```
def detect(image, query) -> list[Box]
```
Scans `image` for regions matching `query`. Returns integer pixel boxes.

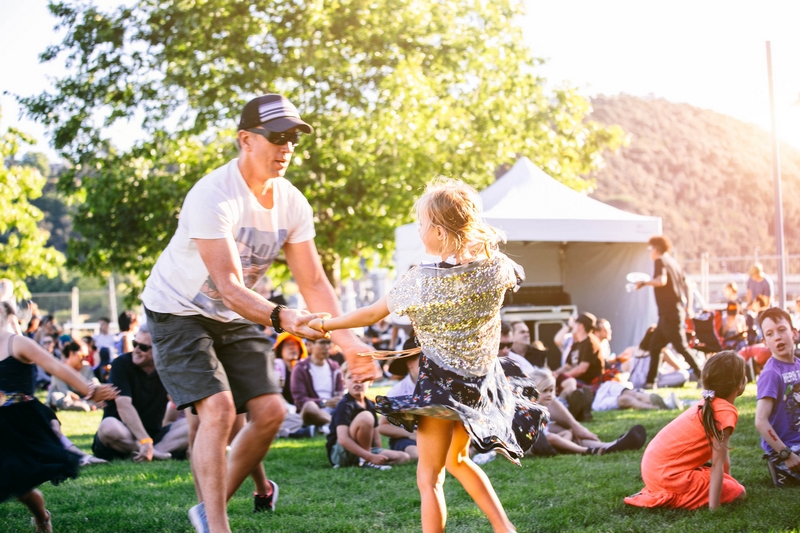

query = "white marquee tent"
[394,157,663,354]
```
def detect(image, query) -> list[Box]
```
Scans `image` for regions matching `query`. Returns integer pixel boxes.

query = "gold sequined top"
[387,252,523,377]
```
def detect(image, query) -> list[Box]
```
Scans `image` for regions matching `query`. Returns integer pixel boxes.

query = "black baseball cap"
[238,94,313,133]
[388,337,421,376]
[575,312,597,332]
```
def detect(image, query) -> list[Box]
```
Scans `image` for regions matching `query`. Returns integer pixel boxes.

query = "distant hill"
[587,94,800,272]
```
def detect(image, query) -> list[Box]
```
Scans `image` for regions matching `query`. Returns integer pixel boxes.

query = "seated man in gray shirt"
[47,340,99,412]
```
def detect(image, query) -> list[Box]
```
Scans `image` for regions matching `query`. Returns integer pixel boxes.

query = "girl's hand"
[308,317,323,332]
[93,384,120,402]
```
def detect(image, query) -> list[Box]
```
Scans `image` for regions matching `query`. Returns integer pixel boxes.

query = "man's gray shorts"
[145,308,280,413]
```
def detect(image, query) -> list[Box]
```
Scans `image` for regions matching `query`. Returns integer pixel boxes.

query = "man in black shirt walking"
[635,235,703,388]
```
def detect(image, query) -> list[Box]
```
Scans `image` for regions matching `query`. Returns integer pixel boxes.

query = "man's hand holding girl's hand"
[280,308,330,339]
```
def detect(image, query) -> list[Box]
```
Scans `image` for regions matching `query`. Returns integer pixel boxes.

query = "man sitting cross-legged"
[92,323,189,461]
[326,363,410,470]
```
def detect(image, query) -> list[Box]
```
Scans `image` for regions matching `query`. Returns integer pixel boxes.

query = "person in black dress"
[1,307,118,532]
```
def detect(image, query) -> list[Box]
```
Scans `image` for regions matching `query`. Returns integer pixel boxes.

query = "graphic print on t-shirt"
[786,382,800,432]
[192,227,288,315]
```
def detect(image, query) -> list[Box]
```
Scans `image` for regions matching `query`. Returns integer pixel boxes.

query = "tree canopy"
[23,0,623,293]
[0,112,65,297]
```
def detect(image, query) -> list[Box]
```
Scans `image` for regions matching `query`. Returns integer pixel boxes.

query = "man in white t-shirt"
[141,94,376,533]
[507,320,537,374]
[93,317,117,366]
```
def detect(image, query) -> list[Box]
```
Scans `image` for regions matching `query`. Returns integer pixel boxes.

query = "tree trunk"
[320,251,341,297]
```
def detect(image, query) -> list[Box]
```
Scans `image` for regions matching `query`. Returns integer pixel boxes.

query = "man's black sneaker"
[253,480,279,512]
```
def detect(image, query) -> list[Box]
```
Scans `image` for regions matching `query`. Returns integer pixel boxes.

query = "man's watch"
[778,447,793,461]
[270,305,287,334]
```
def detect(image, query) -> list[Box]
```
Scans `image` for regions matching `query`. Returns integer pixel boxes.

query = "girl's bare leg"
[416,416,453,533]
[548,432,589,454]
[18,489,49,530]
[445,423,515,533]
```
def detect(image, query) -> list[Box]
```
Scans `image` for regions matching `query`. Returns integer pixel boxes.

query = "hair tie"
[701,389,715,401]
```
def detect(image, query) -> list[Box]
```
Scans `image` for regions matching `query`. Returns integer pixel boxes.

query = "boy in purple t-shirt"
[754,307,800,486]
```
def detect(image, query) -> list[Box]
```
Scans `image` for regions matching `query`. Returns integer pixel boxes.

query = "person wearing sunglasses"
[91,323,188,463]
[140,94,378,533]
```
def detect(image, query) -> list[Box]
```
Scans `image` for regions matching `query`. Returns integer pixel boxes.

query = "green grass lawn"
[3,384,800,532]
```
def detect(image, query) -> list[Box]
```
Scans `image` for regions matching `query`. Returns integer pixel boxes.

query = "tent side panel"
[563,242,658,354]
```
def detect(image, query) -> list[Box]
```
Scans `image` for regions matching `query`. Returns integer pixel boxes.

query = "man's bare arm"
[194,237,324,339]
[284,239,380,380]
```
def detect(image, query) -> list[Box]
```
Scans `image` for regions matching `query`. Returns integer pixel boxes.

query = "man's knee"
[247,395,287,432]
[97,418,132,447]
[195,392,237,426]
[300,400,319,416]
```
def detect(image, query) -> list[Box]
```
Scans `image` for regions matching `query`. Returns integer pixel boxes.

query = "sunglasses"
[133,341,152,352]
[249,128,302,146]
[316,339,332,345]
[499,341,513,350]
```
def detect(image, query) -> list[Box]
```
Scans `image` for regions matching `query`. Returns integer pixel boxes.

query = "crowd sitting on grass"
[5,282,800,532]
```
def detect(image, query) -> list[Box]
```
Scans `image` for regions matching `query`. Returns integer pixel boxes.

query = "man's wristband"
[139,437,154,445]
[271,304,287,334]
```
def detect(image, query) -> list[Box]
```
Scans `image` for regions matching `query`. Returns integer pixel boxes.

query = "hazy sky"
[2,0,800,160]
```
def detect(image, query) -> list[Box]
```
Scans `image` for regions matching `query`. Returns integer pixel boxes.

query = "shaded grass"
[2,384,799,532]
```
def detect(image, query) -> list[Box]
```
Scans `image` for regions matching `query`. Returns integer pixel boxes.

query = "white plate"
[626,272,651,283]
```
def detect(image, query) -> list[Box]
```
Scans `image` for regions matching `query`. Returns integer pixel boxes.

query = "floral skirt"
[0,398,80,502]
[376,354,548,465]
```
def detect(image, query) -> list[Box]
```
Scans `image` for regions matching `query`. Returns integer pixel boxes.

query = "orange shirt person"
[625,351,747,510]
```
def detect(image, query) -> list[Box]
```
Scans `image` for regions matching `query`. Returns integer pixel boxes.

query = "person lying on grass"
[625,350,747,510]
[530,368,646,455]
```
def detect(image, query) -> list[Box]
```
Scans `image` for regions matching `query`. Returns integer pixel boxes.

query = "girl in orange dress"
[624,350,747,510]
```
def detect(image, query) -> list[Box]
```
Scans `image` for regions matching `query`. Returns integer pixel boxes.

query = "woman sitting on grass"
[529,368,645,455]
[625,350,747,510]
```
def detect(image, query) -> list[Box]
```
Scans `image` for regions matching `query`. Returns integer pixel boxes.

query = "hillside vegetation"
[588,94,800,270]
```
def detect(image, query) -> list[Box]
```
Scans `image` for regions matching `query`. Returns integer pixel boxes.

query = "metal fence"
[683,252,800,277]
[30,277,124,336]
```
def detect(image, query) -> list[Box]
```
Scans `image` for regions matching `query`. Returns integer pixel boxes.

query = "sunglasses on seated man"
[133,341,152,352]
[248,128,303,146]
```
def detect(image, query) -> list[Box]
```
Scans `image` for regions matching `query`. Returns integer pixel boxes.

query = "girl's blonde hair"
[529,367,555,388]
[699,350,746,445]
[415,177,505,258]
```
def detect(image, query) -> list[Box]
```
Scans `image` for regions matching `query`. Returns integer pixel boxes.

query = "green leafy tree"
[21,152,51,179]
[0,112,65,297]
[20,151,75,254]
[22,0,623,291]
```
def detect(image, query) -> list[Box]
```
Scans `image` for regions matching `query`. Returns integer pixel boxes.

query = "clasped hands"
[278,308,331,340]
